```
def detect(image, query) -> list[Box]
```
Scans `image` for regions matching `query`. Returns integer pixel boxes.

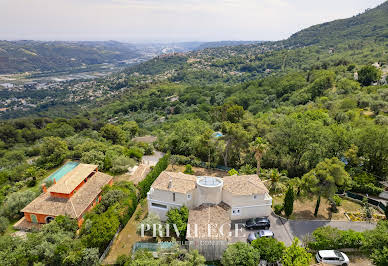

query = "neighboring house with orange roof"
[17,163,113,229]
[147,171,272,221]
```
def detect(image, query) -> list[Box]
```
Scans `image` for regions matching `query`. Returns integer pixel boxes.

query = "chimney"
[42,183,47,193]
[168,179,172,189]
[53,178,56,184]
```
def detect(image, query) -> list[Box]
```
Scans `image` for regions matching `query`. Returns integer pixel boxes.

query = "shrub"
[0,216,9,234]
[221,242,260,266]
[332,195,342,206]
[126,147,144,160]
[81,208,120,253]
[282,238,311,266]
[362,221,388,266]
[111,156,135,174]
[274,204,283,215]
[136,213,163,236]
[183,164,194,175]
[115,254,130,266]
[166,206,189,240]
[228,168,238,176]
[251,237,285,263]
[306,226,364,250]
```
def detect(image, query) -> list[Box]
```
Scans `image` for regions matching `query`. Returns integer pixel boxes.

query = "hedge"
[138,153,170,199]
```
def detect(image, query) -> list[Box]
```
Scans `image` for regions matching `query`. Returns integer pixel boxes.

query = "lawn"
[272,195,363,220]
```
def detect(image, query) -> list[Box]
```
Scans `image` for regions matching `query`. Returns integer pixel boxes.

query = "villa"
[147,171,272,260]
[15,163,113,230]
[147,171,272,221]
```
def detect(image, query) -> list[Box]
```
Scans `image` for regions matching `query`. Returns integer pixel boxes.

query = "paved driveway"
[231,213,376,246]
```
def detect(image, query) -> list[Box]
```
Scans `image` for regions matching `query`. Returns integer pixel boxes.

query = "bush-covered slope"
[285,1,388,47]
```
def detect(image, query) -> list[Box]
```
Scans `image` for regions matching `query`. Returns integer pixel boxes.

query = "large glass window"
[151,202,167,209]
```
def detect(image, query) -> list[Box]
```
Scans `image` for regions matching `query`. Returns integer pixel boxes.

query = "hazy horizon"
[1,0,386,43]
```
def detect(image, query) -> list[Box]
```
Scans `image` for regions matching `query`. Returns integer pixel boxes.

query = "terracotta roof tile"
[187,203,231,240]
[48,164,98,194]
[151,171,197,193]
[21,171,112,218]
[222,175,268,195]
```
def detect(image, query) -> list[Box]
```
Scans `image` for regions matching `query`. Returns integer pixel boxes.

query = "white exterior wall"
[147,188,196,221]
[222,190,272,220]
[195,183,222,207]
[148,180,272,221]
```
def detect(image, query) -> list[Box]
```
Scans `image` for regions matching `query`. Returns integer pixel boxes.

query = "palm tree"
[250,137,268,176]
[266,169,289,194]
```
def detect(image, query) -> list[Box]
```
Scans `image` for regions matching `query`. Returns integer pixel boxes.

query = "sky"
[0,0,386,42]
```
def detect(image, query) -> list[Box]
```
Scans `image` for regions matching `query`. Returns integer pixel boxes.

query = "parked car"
[245,217,270,230]
[247,230,274,243]
[316,250,349,266]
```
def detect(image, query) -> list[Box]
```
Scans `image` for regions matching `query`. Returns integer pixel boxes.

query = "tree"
[357,125,388,178]
[166,206,189,241]
[38,136,68,168]
[250,137,268,175]
[362,221,388,266]
[81,150,105,169]
[221,242,260,266]
[302,157,351,217]
[265,169,289,194]
[221,122,250,167]
[111,156,135,174]
[81,209,120,252]
[100,124,124,144]
[310,71,335,98]
[239,164,256,175]
[251,237,285,263]
[121,121,139,139]
[358,65,382,86]
[1,190,37,219]
[136,213,163,236]
[284,186,295,218]
[282,238,312,266]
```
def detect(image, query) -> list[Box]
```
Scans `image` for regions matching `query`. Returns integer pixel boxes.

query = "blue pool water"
[46,161,79,183]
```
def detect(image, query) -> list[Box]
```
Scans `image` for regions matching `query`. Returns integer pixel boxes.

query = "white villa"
[147,171,272,221]
[146,171,272,260]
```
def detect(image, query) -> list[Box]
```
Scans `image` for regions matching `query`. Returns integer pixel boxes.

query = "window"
[232,208,241,216]
[173,192,176,202]
[187,194,191,200]
[151,203,167,209]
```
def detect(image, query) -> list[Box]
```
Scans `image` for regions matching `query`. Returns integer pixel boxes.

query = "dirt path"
[127,164,151,185]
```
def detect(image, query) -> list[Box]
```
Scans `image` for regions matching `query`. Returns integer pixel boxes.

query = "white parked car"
[316,250,349,266]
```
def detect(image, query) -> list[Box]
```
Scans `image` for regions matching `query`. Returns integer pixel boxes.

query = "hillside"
[0,41,140,74]
[286,1,388,47]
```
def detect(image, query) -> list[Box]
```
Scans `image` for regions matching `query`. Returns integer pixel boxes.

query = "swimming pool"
[46,161,79,183]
